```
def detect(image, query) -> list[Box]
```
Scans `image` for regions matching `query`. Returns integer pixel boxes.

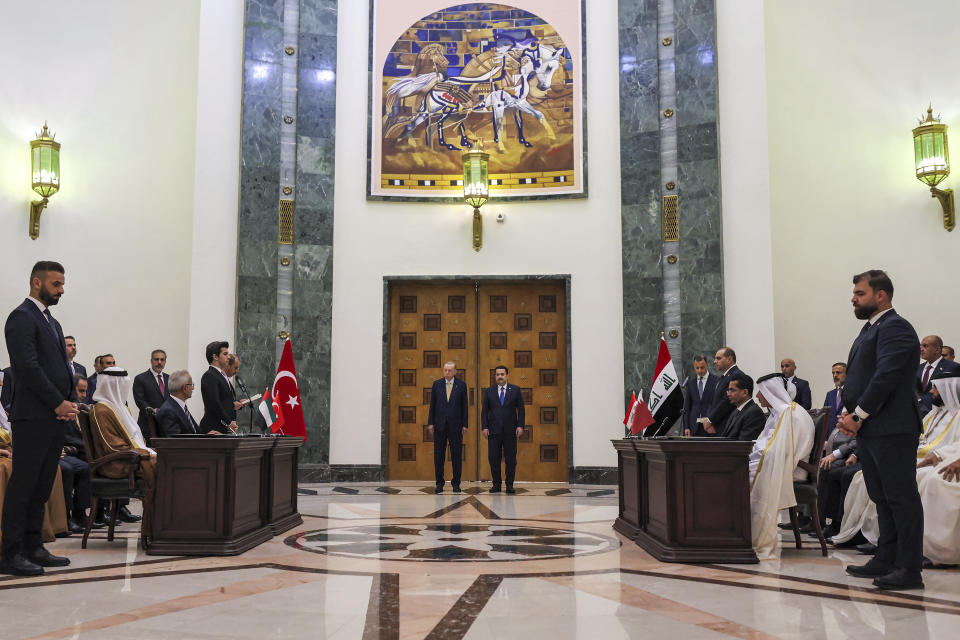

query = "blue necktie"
[698,377,704,399]
[499,386,505,405]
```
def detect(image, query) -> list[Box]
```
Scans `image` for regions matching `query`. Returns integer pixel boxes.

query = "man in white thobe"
[749,373,815,560]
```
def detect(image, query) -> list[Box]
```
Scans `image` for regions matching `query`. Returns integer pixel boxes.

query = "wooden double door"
[387,280,568,482]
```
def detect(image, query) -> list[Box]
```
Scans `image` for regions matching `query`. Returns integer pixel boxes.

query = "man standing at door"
[482,365,525,494]
[427,362,468,493]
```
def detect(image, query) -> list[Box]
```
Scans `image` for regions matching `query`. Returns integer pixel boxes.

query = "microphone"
[235,375,255,434]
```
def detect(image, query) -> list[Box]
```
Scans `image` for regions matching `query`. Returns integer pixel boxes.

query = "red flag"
[272,339,307,441]
[623,391,637,426]
[629,393,656,435]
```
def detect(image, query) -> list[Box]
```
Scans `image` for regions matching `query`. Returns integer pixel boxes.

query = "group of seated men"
[682,338,960,566]
[0,337,253,545]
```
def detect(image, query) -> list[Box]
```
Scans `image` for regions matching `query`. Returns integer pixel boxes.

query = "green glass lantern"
[462,147,489,251]
[29,123,61,239]
[912,106,954,231]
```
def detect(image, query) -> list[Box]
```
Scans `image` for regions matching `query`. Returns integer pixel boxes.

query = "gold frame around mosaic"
[381,170,576,190]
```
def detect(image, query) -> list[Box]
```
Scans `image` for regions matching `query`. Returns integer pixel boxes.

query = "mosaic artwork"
[369,2,584,199]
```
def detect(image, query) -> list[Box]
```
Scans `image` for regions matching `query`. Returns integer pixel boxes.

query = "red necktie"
[157,374,166,395]
[922,364,933,389]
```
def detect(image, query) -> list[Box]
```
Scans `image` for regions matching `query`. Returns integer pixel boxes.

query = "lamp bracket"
[29,198,48,240]
[931,187,955,232]
[472,206,483,251]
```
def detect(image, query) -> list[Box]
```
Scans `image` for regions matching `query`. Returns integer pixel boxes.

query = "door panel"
[388,283,478,481]
[478,281,567,481]
[388,280,567,482]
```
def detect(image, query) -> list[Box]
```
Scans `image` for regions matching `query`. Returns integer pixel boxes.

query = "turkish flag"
[272,339,307,441]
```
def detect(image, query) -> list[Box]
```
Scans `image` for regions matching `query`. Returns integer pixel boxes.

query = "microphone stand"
[235,375,254,435]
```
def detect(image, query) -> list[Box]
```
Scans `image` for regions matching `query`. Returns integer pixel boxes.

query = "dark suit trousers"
[1,419,65,557]
[818,462,861,525]
[433,427,463,487]
[487,431,517,487]
[859,434,923,572]
[59,455,92,516]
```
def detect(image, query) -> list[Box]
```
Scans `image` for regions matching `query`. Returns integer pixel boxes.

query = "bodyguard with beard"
[1,261,77,576]
[837,270,924,590]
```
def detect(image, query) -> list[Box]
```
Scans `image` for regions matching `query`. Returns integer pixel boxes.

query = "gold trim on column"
[279,199,295,244]
[662,195,679,242]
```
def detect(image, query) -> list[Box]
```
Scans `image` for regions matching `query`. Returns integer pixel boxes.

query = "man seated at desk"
[154,370,217,436]
[88,367,156,544]
[749,373,815,560]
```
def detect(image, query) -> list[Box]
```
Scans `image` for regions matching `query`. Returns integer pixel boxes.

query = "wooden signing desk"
[612,438,758,563]
[148,435,303,556]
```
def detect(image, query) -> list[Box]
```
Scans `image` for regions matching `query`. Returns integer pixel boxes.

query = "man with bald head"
[918,335,960,415]
[779,358,812,410]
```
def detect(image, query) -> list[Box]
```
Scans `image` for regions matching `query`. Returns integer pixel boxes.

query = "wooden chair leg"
[82,497,98,549]
[107,500,119,542]
[788,506,802,549]
[810,499,828,556]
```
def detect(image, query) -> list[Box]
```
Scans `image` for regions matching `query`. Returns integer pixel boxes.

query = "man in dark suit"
[917,335,960,415]
[943,345,955,361]
[1,366,13,414]
[84,354,114,404]
[702,347,743,435]
[823,362,846,439]
[155,370,204,436]
[199,341,237,434]
[682,355,719,436]
[132,349,170,438]
[780,358,812,410]
[427,361,469,493]
[839,270,924,590]
[63,336,86,380]
[817,428,859,539]
[1,261,77,576]
[719,373,766,440]
[481,365,525,494]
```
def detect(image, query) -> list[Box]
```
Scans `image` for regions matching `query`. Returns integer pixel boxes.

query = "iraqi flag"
[625,390,656,435]
[272,339,307,441]
[646,336,683,436]
[258,387,285,434]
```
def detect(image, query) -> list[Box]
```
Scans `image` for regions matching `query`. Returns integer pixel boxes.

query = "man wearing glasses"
[154,370,212,436]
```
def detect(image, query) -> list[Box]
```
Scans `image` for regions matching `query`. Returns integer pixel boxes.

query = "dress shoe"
[505,486,516,494]
[831,532,867,549]
[856,542,878,555]
[76,515,106,530]
[434,485,444,494]
[54,528,73,538]
[452,486,461,493]
[91,516,108,528]
[846,557,893,578]
[798,523,815,534]
[0,554,44,576]
[489,485,501,493]
[873,568,924,591]
[821,525,840,539]
[922,556,958,570]
[27,546,70,568]
[67,519,84,534]
[117,506,142,523]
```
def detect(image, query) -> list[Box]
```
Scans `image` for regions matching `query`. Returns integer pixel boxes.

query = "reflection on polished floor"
[0,482,958,639]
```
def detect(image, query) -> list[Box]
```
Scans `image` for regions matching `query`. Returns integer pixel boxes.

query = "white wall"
[764,0,960,402]
[716,0,777,379]
[329,1,625,466]
[0,2,201,379]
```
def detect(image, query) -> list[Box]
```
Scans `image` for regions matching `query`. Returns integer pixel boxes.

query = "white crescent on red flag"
[272,339,307,441]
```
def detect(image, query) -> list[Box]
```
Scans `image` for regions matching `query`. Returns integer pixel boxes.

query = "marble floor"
[0,482,958,639]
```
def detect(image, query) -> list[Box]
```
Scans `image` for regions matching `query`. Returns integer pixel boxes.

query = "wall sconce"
[912,106,954,231]
[29,123,61,240]
[462,146,489,251]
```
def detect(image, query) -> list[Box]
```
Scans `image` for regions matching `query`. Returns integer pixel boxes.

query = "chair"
[76,404,149,549]
[788,407,832,556]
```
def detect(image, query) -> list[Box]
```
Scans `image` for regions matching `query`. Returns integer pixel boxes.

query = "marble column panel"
[673,0,723,368]
[293,0,338,466]
[237,0,286,397]
[619,0,663,399]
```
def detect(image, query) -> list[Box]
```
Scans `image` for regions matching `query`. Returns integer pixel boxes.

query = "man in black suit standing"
[63,336,86,380]
[481,365,525,494]
[682,355,719,436]
[155,370,205,436]
[917,335,959,415]
[719,373,766,441]
[200,341,237,434]
[702,347,742,435]
[823,362,846,439]
[132,349,170,438]
[780,358,812,410]
[839,270,924,590]
[427,361,469,493]
[0,261,77,576]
